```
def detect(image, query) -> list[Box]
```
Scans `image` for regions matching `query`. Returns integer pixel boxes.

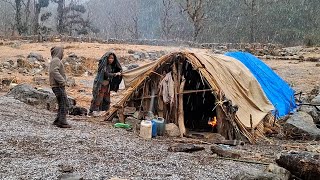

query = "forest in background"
[0,0,319,46]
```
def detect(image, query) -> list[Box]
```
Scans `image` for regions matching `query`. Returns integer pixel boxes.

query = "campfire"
[208,116,217,127]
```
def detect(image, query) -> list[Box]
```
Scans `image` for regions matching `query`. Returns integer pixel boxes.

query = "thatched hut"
[105,51,277,143]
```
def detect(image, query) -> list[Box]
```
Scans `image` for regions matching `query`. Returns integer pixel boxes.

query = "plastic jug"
[139,120,152,139]
[153,117,165,136]
[151,120,157,137]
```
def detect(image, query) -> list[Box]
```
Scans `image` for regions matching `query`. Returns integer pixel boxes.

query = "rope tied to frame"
[212,100,228,111]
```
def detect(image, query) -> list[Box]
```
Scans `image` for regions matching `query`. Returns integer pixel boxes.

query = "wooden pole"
[250,114,254,135]
[178,78,186,137]
[172,62,178,124]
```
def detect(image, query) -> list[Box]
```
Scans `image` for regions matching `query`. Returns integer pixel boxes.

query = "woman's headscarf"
[95,52,122,83]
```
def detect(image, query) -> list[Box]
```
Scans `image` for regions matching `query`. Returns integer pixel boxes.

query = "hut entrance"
[182,62,217,132]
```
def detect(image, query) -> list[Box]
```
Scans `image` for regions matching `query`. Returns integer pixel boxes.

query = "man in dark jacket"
[49,46,71,128]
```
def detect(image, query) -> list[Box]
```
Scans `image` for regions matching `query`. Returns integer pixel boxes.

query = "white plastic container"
[139,120,152,140]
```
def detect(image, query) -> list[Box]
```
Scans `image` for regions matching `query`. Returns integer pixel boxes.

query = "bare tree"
[243,0,257,43]
[126,0,139,39]
[0,0,22,35]
[33,0,50,34]
[52,0,65,34]
[161,0,175,39]
[23,0,31,34]
[0,1,15,36]
[179,0,208,41]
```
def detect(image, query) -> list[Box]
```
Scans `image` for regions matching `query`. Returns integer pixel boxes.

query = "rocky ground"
[0,96,267,180]
[0,41,320,180]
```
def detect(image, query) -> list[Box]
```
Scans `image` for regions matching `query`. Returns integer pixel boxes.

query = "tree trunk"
[33,4,41,35]
[57,0,65,34]
[15,0,23,35]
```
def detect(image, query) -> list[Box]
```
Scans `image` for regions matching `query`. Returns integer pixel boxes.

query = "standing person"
[49,46,71,128]
[88,52,122,117]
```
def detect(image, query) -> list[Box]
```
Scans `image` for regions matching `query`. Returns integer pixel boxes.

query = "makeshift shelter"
[105,51,275,143]
[225,52,296,117]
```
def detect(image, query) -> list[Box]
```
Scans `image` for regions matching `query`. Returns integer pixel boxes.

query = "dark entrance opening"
[182,62,217,132]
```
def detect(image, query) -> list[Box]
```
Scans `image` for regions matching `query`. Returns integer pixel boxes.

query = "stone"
[68,52,77,58]
[136,52,146,59]
[210,144,241,159]
[316,63,320,67]
[165,123,180,137]
[127,64,139,70]
[133,54,141,60]
[284,111,320,140]
[276,151,320,180]
[264,164,290,180]
[27,52,44,62]
[300,106,320,124]
[311,94,320,104]
[58,164,74,173]
[7,60,14,65]
[58,173,83,180]
[233,170,286,180]
[147,52,158,61]
[6,84,75,111]
[69,106,88,116]
[1,77,17,86]
[128,49,135,54]
[2,61,11,68]
[17,58,31,68]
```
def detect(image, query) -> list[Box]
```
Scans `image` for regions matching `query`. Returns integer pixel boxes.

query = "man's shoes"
[53,121,60,126]
[56,123,72,128]
[53,118,59,126]
[53,119,71,128]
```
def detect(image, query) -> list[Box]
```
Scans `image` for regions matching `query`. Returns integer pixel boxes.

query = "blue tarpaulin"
[225,52,296,117]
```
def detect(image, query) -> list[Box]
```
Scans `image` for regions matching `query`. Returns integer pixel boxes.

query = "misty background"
[0,0,319,46]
